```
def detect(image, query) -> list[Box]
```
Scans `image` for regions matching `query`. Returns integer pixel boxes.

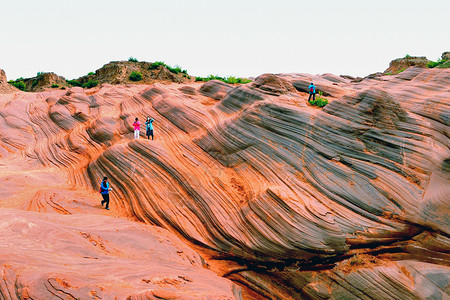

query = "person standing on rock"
[308,82,316,102]
[145,116,154,140]
[100,176,112,210]
[133,117,140,139]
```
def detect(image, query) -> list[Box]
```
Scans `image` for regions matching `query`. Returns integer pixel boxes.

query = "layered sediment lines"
[0,67,449,299]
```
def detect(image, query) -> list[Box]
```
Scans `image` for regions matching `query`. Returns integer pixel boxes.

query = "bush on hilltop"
[148,61,188,75]
[195,75,252,84]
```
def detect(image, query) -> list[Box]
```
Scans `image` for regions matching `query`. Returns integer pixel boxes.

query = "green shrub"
[148,61,165,70]
[195,75,251,84]
[427,61,439,68]
[385,72,393,75]
[396,68,406,74]
[87,72,95,76]
[32,80,38,87]
[236,77,252,84]
[148,61,188,75]
[309,91,328,107]
[427,58,449,68]
[128,57,138,62]
[226,76,238,84]
[82,79,98,89]
[37,72,44,77]
[129,71,143,81]
[405,54,411,58]
[51,84,59,88]
[67,80,82,87]
[438,60,450,68]
[11,80,26,91]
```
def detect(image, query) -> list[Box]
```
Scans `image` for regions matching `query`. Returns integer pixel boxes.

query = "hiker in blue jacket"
[308,82,316,102]
[100,176,112,210]
[145,116,154,140]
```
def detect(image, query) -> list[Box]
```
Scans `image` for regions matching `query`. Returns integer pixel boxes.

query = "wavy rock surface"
[0,209,240,299]
[0,67,449,299]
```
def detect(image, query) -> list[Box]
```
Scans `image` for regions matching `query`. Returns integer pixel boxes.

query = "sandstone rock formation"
[0,66,448,299]
[0,68,18,93]
[77,61,189,86]
[384,55,429,74]
[28,72,69,91]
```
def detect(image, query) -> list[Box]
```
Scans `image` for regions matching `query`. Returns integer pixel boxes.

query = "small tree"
[128,57,138,62]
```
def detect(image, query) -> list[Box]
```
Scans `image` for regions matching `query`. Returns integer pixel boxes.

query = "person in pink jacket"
[133,118,140,139]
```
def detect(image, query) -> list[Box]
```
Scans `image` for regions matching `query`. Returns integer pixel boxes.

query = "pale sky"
[1,0,449,81]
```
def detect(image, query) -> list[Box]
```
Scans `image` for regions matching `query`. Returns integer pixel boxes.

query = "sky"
[1,0,449,81]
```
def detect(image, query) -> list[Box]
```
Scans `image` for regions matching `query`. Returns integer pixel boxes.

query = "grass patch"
[395,68,406,74]
[51,84,59,88]
[129,71,143,81]
[309,91,328,107]
[148,61,188,75]
[67,80,82,87]
[195,75,252,84]
[128,57,138,62]
[82,79,98,89]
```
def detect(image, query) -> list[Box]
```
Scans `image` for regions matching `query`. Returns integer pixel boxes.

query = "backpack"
[99,182,108,193]
[309,86,314,93]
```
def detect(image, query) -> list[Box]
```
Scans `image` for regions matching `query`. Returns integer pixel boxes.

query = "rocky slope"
[77,60,190,86]
[384,56,430,74]
[0,65,449,299]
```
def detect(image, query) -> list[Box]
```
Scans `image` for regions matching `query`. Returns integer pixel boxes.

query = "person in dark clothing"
[308,82,316,102]
[100,176,112,210]
[145,116,154,140]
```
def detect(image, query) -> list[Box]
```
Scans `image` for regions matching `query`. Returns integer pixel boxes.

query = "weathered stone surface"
[199,79,233,100]
[251,73,297,95]
[29,72,68,91]
[0,69,18,93]
[0,66,448,299]
[385,55,429,74]
[0,209,241,299]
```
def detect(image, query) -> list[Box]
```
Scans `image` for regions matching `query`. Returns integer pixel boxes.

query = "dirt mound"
[28,72,68,91]
[384,55,429,74]
[77,61,189,86]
